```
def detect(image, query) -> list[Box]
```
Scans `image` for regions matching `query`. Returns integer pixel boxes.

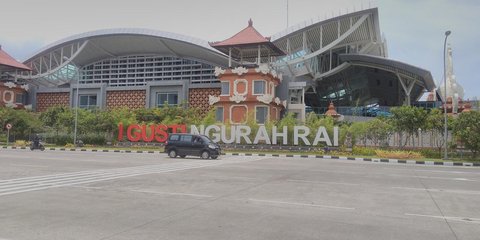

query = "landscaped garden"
[1,105,479,162]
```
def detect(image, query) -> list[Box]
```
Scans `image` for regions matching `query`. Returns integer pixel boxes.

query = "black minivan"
[164,134,221,159]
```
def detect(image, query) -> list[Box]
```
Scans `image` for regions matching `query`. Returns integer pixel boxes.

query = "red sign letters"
[118,123,187,142]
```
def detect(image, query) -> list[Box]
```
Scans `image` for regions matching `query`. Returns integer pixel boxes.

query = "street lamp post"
[64,57,80,147]
[443,30,451,159]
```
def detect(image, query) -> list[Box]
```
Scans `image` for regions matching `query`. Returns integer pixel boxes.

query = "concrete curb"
[1,146,163,154]
[2,146,478,167]
[223,152,480,167]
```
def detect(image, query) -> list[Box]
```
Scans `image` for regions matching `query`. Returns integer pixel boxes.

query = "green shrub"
[375,149,423,159]
[51,135,73,146]
[14,140,28,147]
[352,147,376,156]
[78,134,106,145]
[418,148,441,159]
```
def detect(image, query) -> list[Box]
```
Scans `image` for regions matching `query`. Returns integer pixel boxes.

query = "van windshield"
[200,135,212,143]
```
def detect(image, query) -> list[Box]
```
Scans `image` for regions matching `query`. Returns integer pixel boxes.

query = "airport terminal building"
[6,8,435,121]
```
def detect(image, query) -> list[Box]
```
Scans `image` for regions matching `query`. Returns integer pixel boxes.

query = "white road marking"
[199,174,260,181]
[416,176,476,181]
[70,185,214,198]
[405,213,480,224]
[70,186,103,190]
[391,186,480,195]
[130,189,213,198]
[248,198,355,210]
[0,157,268,197]
[414,169,480,175]
[10,164,49,168]
[382,173,478,182]
[287,179,360,186]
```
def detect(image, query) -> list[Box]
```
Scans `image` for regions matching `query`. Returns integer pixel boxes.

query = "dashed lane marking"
[247,198,355,210]
[405,213,480,224]
[392,186,480,195]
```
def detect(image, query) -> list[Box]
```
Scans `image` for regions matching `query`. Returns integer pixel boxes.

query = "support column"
[396,72,415,106]
[257,45,261,65]
[228,48,232,67]
[319,25,323,48]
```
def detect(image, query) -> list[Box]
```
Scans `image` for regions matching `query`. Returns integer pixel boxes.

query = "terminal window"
[220,82,230,96]
[157,92,178,107]
[253,80,266,95]
[215,107,224,122]
[79,95,97,109]
[256,106,268,124]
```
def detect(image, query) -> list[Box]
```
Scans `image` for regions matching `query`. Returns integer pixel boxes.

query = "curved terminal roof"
[20,28,229,83]
[271,8,383,57]
[340,54,435,91]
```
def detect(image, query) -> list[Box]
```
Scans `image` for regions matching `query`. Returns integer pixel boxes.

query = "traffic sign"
[6,123,12,130]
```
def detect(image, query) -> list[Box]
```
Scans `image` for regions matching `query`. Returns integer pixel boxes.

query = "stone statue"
[439,44,464,113]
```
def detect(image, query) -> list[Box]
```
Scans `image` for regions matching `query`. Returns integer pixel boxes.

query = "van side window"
[169,135,180,141]
[180,135,193,142]
[193,137,203,143]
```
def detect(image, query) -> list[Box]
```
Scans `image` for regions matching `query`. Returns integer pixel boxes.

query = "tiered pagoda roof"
[0,46,31,72]
[210,19,285,60]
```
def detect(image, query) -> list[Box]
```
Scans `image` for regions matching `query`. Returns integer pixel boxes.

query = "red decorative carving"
[188,88,220,116]
[36,92,69,112]
[106,90,146,109]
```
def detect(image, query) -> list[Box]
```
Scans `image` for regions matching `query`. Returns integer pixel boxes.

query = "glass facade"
[304,66,422,108]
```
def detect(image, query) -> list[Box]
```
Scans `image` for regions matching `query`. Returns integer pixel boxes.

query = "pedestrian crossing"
[0,156,265,197]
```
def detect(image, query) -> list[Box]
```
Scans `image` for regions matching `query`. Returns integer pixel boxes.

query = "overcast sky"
[1,0,478,98]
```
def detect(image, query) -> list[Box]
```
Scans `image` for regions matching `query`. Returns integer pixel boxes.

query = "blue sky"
[1,0,478,99]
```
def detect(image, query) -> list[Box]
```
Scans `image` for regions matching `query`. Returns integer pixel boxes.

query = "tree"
[424,108,449,153]
[40,106,69,135]
[0,107,43,140]
[348,121,368,147]
[389,106,428,147]
[366,117,393,147]
[453,111,480,158]
[305,113,337,145]
[277,112,297,145]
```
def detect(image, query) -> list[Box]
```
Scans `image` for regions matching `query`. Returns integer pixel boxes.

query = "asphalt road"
[0,149,479,240]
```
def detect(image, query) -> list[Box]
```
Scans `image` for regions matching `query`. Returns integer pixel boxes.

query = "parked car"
[164,134,221,159]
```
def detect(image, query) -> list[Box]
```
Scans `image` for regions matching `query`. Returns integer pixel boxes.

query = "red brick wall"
[36,92,70,112]
[189,88,220,116]
[106,90,146,110]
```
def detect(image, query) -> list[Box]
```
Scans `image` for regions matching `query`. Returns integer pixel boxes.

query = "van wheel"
[168,149,177,158]
[180,155,186,158]
[211,156,218,160]
[201,151,210,159]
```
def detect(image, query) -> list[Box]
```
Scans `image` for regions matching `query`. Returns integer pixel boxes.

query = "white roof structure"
[17,8,436,107]
[17,28,229,86]
[271,8,434,105]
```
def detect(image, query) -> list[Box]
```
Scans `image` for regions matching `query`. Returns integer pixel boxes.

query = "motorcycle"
[30,140,45,151]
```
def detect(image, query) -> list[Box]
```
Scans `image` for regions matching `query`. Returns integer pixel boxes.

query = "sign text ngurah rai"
[118,124,339,146]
